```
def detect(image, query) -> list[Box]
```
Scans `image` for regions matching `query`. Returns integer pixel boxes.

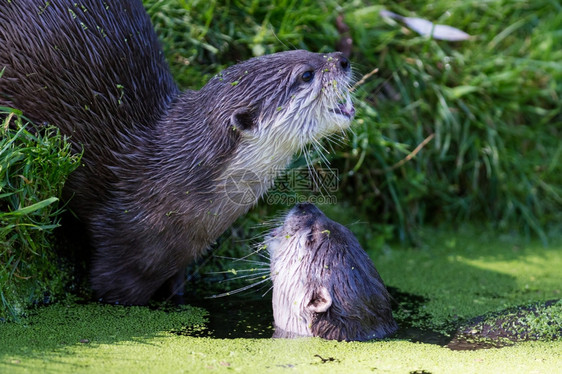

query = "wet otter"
[267,203,397,341]
[0,1,355,304]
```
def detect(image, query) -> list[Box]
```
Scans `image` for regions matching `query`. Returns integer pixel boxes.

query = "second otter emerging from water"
[0,1,354,304]
[268,203,397,341]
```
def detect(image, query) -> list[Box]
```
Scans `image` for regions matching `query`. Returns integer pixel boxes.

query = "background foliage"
[146,0,562,243]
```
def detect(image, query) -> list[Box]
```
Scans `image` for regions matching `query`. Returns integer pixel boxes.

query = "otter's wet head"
[205,51,355,165]
[267,203,398,341]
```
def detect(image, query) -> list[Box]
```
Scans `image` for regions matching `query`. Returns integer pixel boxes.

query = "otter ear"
[307,286,332,314]
[231,108,257,131]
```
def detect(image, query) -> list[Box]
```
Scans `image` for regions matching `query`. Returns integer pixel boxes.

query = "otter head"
[201,50,355,169]
[267,203,398,341]
[182,51,356,223]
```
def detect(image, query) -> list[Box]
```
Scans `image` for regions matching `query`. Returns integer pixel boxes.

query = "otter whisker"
[207,262,267,271]
[261,284,274,297]
[309,154,328,196]
[311,138,332,160]
[319,136,339,154]
[205,276,272,299]
[307,142,341,197]
[251,216,285,230]
[217,270,270,283]
[325,130,349,144]
[249,246,272,259]
[311,139,332,167]
[303,150,323,193]
[217,247,270,263]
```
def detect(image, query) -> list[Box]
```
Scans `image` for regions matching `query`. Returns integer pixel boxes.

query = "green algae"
[369,227,562,332]
[1,331,560,373]
[2,227,561,373]
[0,301,207,355]
[1,227,561,373]
[448,299,562,349]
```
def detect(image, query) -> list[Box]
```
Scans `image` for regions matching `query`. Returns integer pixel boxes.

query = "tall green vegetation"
[0,111,80,320]
[342,0,562,241]
[146,0,562,242]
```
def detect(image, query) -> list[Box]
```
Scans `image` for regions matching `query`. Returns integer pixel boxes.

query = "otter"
[267,203,397,341]
[0,1,355,304]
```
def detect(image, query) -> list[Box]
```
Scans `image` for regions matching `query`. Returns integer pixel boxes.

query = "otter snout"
[338,55,351,71]
[290,202,321,216]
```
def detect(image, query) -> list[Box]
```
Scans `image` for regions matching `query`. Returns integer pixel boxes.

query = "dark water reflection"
[174,288,455,347]
[175,296,275,339]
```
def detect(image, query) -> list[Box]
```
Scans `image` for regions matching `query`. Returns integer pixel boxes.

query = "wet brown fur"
[0,1,353,304]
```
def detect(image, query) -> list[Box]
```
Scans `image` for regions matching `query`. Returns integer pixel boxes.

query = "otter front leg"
[153,268,187,304]
[89,249,179,305]
[88,211,185,304]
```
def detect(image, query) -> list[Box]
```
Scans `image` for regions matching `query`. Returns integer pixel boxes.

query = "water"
[175,296,274,339]
[174,288,453,346]
[174,287,556,350]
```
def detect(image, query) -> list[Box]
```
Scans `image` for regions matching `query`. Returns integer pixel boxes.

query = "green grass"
[0,111,80,321]
[337,0,562,242]
[144,0,345,87]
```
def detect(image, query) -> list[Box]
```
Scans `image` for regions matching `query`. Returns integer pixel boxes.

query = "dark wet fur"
[0,1,351,304]
[271,203,398,341]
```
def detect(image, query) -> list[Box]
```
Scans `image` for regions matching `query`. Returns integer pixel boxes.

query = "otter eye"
[301,70,314,82]
[306,232,315,246]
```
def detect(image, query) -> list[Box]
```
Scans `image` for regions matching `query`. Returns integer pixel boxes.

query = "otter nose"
[296,202,313,211]
[295,202,322,216]
[339,56,350,71]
